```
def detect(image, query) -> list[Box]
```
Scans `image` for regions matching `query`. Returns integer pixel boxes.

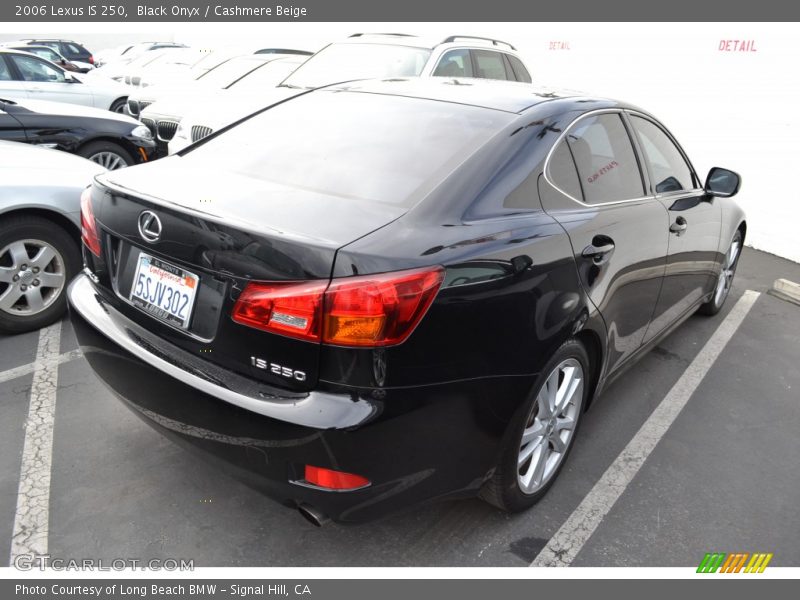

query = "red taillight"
[80,187,101,257]
[231,266,444,347]
[304,465,370,490]
[231,280,327,342]
[323,267,445,347]
[88,55,94,65]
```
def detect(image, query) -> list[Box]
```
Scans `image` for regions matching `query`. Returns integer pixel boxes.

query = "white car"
[119,48,219,88]
[86,47,187,84]
[93,41,187,68]
[0,141,105,333]
[169,33,532,153]
[127,53,305,118]
[0,49,131,112]
[138,55,306,152]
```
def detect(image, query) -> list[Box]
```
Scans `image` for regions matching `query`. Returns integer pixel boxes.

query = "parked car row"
[1,32,746,526]
[159,33,534,152]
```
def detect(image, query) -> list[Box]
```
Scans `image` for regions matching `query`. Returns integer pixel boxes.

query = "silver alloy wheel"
[0,239,66,316]
[89,151,128,170]
[517,358,584,495]
[714,238,740,306]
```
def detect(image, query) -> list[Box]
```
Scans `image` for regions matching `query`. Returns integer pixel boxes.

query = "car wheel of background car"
[698,229,743,316]
[109,98,127,113]
[0,216,80,334]
[480,338,590,512]
[78,141,133,170]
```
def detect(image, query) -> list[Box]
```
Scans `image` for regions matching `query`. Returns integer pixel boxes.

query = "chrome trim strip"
[68,273,377,429]
[289,479,372,493]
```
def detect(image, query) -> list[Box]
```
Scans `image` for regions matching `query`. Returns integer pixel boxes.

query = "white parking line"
[9,322,62,564]
[531,290,760,567]
[0,348,82,386]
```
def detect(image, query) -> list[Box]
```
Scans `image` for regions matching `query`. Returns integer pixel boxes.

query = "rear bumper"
[68,273,528,522]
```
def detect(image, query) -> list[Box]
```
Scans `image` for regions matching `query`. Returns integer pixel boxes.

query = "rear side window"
[186,91,514,207]
[433,49,473,77]
[64,43,84,56]
[548,139,583,200]
[472,50,511,81]
[563,113,644,204]
[507,55,532,83]
[630,115,696,193]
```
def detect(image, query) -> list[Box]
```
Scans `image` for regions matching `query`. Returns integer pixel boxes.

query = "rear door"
[628,113,722,343]
[539,110,669,374]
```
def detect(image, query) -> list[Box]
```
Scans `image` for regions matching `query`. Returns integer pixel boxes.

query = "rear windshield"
[184,90,513,206]
[281,43,432,89]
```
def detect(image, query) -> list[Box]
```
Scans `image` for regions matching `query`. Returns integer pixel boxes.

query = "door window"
[10,54,66,83]
[630,115,696,194]
[432,49,474,77]
[563,113,644,204]
[472,50,512,81]
[0,58,12,81]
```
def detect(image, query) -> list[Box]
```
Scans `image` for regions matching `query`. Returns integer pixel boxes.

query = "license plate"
[129,253,199,329]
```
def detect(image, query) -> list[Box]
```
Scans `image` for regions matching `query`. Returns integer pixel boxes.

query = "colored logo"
[697,552,773,573]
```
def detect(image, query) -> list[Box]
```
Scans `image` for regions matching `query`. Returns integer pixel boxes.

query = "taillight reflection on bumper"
[303,465,370,491]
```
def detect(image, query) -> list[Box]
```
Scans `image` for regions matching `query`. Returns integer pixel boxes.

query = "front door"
[7,53,94,108]
[627,113,722,343]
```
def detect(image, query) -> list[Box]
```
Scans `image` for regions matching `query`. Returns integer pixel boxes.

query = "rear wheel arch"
[573,328,603,410]
[0,207,79,241]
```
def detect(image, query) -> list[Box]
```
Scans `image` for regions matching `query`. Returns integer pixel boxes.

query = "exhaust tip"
[298,503,330,527]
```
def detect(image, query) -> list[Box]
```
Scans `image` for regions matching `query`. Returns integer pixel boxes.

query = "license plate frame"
[129,252,200,330]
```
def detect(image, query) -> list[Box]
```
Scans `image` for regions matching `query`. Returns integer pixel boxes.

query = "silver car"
[0,49,131,112]
[0,141,104,333]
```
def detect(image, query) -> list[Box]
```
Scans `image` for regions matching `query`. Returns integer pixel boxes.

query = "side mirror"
[704,167,741,198]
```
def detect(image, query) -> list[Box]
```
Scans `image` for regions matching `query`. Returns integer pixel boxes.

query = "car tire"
[109,97,127,113]
[698,229,743,316]
[77,140,134,170]
[480,338,590,512]
[0,216,80,334]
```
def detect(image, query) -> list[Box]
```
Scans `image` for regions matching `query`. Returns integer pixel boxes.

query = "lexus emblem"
[137,210,162,243]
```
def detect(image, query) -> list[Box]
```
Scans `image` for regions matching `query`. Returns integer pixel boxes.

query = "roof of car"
[339,33,520,52]
[22,38,81,43]
[0,48,50,56]
[322,77,617,115]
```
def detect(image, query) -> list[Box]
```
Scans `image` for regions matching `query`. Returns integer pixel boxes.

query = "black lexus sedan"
[68,78,745,524]
[0,97,156,169]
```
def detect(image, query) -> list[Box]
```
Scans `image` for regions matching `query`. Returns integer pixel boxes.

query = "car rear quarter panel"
[327,113,604,424]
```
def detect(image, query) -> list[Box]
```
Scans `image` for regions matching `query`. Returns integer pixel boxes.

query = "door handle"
[670,216,688,236]
[582,235,616,265]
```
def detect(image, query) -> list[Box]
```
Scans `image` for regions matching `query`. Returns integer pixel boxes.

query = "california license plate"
[129,253,199,329]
